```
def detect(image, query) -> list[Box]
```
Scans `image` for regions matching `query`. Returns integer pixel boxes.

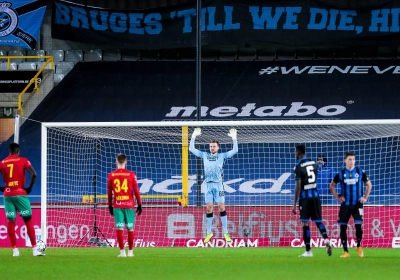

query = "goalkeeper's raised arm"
[225,128,238,158]
[189,127,203,158]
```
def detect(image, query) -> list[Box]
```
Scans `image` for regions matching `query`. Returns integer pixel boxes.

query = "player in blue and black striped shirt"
[330,151,372,258]
[292,144,332,257]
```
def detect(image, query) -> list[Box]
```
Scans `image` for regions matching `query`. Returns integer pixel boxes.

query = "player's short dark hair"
[116,153,127,164]
[296,144,306,155]
[210,140,219,146]
[9,143,20,154]
[317,155,327,163]
[344,151,356,159]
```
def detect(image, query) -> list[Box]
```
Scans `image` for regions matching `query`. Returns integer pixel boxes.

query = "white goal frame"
[40,119,400,243]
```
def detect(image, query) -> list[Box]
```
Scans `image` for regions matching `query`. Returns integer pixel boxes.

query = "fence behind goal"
[41,121,400,248]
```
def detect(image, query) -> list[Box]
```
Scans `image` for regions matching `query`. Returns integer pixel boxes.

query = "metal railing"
[0,55,54,116]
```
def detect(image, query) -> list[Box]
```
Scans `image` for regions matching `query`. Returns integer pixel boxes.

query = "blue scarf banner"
[52,0,400,48]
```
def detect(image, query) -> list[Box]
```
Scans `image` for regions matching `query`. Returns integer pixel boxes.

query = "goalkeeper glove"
[25,187,32,194]
[191,127,201,138]
[0,186,5,192]
[108,205,114,216]
[228,128,237,140]
[136,205,142,216]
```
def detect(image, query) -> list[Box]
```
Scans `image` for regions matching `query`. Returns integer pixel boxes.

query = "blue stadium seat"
[276,48,296,60]
[65,50,83,62]
[26,50,45,62]
[238,48,257,61]
[0,62,17,70]
[84,49,102,61]
[37,61,54,70]
[376,47,396,59]
[256,48,277,60]
[103,49,121,61]
[18,62,37,70]
[47,50,65,62]
[0,49,7,60]
[56,62,74,74]
[8,50,26,63]
[54,74,65,85]
[296,49,316,60]
[218,47,238,61]
[121,49,139,61]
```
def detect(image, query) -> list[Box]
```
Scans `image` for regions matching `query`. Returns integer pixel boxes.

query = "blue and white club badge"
[0,2,19,37]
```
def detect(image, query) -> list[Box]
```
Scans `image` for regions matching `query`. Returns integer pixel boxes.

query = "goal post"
[41,120,400,248]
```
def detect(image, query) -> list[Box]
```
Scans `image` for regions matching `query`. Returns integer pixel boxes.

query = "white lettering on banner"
[47,224,90,243]
[390,219,400,237]
[134,239,156,247]
[392,237,400,248]
[209,106,238,117]
[152,176,197,194]
[165,103,347,119]
[167,214,195,238]
[291,238,357,248]
[0,225,7,239]
[186,239,258,248]
[238,173,291,193]
[140,174,292,194]
[259,65,400,75]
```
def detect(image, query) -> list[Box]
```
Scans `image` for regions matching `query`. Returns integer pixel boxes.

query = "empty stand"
[54,74,65,85]
[18,62,37,70]
[37,61,54,70]
[26,50,46,62]
[65,50,83,62]
[256,48,277,60]
[8,50,26,63]
[238,48,257,61]
[218,47,238,61]
[84,49,102,61]
[103,49,121,61]
[0,49,8,58]
[47,50,65,62]
[121,49,140,61]
[0,63,17,70]
[56,62,74,75]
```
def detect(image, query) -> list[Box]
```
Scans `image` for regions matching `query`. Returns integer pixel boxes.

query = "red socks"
[25,219,37,247]
[116,230,124,250]
[128,231,134,250]
[7,222,17,248]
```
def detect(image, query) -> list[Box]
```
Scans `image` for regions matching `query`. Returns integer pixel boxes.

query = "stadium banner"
[52,0,400,48]
[0,70,42,92]
[0,0,48,49]
[0,206,398,248]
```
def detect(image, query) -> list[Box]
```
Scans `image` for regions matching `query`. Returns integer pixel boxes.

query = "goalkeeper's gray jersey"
[189,138,238,183]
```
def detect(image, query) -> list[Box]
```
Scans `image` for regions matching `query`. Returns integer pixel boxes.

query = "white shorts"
[205,182,225,204]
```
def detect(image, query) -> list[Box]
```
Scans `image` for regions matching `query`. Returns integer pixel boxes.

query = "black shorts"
[338,202,364,224]
[299,197,322,222]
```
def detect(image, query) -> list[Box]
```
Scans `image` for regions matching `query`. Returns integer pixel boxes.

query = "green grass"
[1,247,399,280]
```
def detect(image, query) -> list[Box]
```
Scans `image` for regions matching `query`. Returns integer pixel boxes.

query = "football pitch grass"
[0,247,398,280]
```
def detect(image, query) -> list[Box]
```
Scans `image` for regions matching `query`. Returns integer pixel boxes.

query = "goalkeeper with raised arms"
[190,127,238,243]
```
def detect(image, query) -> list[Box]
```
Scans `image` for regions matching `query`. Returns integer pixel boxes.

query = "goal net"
[41,120,400,248]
